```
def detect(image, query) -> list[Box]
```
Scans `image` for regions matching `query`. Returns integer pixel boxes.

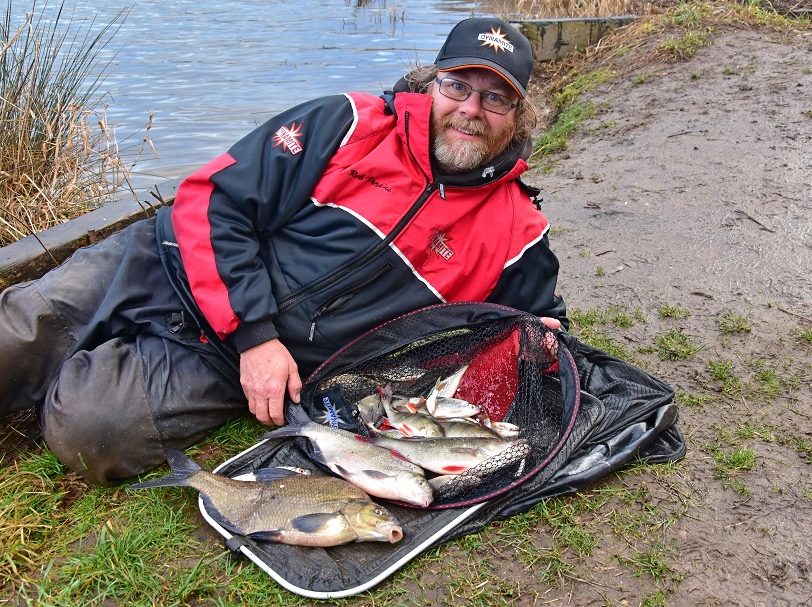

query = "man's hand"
[539,317,562,331]
[539,317,561,363]
[239,339,302,426]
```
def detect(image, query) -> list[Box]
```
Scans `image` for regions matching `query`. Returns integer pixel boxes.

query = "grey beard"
[432,135,490,174]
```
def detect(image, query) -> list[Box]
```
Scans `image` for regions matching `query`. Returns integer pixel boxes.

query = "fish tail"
[128,449,201,490]
[259,405,309,440]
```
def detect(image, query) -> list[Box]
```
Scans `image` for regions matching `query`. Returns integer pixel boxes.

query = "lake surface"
[55,0,503,190]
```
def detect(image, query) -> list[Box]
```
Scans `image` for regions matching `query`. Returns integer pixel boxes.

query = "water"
[52,0,496,190]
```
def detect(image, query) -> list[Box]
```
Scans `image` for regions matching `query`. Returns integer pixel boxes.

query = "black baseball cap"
[435,17,534,98]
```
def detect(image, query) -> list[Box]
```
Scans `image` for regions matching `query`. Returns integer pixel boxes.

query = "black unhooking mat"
[202,303,686,599]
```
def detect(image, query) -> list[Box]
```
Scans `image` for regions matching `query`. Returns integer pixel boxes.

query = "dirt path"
[525,25,812,606]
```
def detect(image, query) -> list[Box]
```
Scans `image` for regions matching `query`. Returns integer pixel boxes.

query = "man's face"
[429,68,519,174]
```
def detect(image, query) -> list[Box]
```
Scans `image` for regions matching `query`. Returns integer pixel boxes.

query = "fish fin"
[127,449,199,490]
[251,467,300,482]
[290,512,343,534]
[440,465,469,474]
[199,494,246,536]
[361,469,394,480]
[303,440,330,467]
[426,380,439,415]
[449,446,484,455]
[387,449,413,463]
[246,529,285,542]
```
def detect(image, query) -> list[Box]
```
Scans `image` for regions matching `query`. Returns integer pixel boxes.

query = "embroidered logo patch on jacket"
[430,230,455,261]
[273,121,304,155]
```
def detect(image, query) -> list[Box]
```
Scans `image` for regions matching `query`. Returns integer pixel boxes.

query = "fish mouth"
[388,526,404,543]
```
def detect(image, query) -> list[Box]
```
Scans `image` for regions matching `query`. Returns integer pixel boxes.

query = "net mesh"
[299,304,579,509]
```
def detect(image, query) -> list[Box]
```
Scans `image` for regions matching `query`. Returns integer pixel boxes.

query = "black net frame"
[294,302,581,509]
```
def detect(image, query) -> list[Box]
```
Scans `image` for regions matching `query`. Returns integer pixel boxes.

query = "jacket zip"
[308,263,392,341]
[278,110,436,314]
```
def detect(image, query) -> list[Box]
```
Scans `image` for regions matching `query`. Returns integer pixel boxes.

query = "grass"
[530,68,614,163]
[1,409,691,604]
[660,30,711,60]
[710,442,755,495]
[659,304,691,319]
[676,390,713,409]
[2,417,271,605]
[718,310,752,334]
[568,305,642,360]
[0,1,152,246]
[707,359,744,397]
[653,329,700,360]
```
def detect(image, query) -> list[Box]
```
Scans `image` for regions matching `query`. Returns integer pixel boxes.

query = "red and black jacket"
[155,90,567,376]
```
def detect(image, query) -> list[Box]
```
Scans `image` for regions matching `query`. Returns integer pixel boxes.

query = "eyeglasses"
[434,77,518,115]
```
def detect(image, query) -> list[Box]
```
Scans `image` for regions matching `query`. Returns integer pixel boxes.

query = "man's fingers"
[287,372,303,404]
[248,396,273,426]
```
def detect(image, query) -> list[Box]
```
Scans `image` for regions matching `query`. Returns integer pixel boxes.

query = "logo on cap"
[477,27,514,53]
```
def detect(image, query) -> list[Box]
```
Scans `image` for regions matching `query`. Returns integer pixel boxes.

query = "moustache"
[440,115,488,137]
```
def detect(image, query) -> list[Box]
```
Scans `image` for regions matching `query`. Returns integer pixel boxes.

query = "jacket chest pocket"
[308,263,393,342]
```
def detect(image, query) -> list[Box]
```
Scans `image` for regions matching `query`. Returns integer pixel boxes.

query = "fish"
[479,417,521,439]
[427,472,484,493]
[436,365,469,398]
[128,450,403,547]
[380,385,443,438]
[354,393,385,426]
[367,435,532,476]
[405,393,480,420]
[428,397,481,419]
[435,418,500,438]
[262,406,434,507]
[422,365,469,412]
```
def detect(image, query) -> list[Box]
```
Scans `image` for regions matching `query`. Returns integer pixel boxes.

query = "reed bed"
[489,0,681,18]
[0,2,147,247]
[490,0,805,18]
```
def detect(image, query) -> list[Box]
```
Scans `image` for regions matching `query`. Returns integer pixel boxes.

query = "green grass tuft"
[718,310,752,334]
[660,30,710,60]
[659,304,691,319]
[653,329,700,360]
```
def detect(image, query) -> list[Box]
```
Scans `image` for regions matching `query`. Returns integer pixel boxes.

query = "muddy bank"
[526,25,811,606]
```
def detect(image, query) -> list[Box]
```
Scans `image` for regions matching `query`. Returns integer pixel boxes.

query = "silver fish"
[405,394,480,420]
[381,385,443,438]
[436,364,469,397]
[355,393,385,426]
[129,450,403,547]
[436,418,500,438]
[262,407,434,507]
[368,435,531,476]
[480,417,521,439]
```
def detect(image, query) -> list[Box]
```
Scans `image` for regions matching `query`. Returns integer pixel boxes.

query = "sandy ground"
[525,24,812,607]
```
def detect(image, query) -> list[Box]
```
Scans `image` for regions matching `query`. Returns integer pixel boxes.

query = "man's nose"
[457,91,485,118]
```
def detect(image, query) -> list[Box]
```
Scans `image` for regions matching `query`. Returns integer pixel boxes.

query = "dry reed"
[0,2,151,247]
